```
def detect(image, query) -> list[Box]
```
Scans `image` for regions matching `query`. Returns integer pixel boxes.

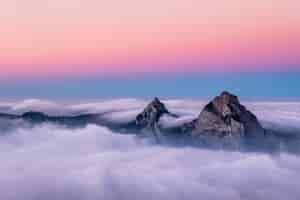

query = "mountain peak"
[189,91,264,138]
[215,91,240,108]
[153,97,160,102]
[136,97,170,129]
[149,97,169,113]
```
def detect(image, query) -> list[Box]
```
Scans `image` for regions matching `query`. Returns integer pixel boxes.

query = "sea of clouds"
[0,98,300,200]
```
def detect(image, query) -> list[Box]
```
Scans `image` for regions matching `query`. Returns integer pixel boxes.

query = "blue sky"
[0,71,299,100]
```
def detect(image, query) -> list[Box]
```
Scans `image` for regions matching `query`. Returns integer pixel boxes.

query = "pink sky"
[0,0,300,77]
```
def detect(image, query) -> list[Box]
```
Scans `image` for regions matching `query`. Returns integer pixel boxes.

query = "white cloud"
[0,99,300,200]
[10,99,63,115]
[0,124,299,200]
[247,102,300,131]
[67,98,146,115]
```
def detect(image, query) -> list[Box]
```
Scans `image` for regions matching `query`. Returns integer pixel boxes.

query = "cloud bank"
[0,125,299,200]
[0,99,300,200]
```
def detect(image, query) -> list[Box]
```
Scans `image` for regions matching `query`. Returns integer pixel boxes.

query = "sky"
[0,0,299,98]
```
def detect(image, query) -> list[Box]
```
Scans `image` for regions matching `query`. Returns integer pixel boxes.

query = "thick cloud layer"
[0,125,300,200]
[0,99,300,200]
[0,98,146,115]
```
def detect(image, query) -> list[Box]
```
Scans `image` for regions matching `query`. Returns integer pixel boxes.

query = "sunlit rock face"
[183,92,265,143]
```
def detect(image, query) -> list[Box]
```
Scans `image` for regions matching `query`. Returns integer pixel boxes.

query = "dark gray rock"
[135,97,178,142]
[185,91,265,140]
[136,97,172,129]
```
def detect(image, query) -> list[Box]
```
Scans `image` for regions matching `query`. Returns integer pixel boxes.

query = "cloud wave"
[0,124,299,200]
[0,99,300,200]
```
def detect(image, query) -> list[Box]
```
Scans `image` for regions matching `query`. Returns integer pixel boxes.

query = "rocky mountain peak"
[219,91,239,104]
[136,97,170,128]
[150,97,169,113]
[153,96,160,102]
[209,91,240,117]
[189,91,264,138]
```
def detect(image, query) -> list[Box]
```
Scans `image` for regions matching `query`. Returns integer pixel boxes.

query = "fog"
[0,99,300,200]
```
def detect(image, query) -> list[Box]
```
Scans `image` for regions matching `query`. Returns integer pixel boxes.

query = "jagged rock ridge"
[135,97,180,143]
[136,97,176,130]
[184,91,265,139]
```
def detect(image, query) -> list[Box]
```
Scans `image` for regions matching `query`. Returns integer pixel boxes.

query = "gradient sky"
[0,0,300,98]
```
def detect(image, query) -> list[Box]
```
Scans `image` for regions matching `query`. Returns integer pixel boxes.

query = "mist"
[0,99,300,200]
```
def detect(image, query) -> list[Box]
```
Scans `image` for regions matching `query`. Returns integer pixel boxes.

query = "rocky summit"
[136,97,172,130]
[185,91,265,139]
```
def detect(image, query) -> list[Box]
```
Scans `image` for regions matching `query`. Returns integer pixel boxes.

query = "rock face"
[135,97,179,142]
[136,97,172,130]
[187,91,264,139]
